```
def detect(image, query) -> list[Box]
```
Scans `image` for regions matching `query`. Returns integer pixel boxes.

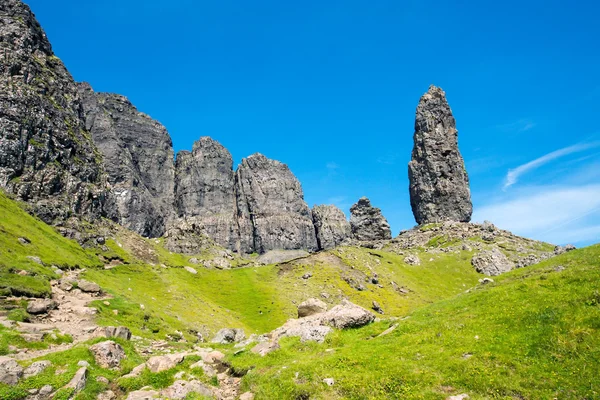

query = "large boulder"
[408,85,472,225]
[312,205,352,250]
[78,83,175,237]
[96,326,132,341]
[471,248,513,276]
[173,137,241,251]
[297,298,327,318]
[0,0,112,224]
[211,328,245,344]
[235,153,318,253]
[146,353,186,373]
[350,197,392,241]
[322,300,376,329]
[89,341,126,368]
[77,280,101,293]
[0,356,23,385]
[26,299,57,314]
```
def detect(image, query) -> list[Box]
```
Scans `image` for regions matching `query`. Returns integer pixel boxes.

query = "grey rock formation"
[236,153,318,253]
[0,0,111,224]
[211,328,245,344]
[471,248,513,276]
[349,197,392,241]
[89,341,126,368]
[0,356,23,385]
[312,205,351,250]
[408,85,472,225]
[78,83,175,237]
[26,299,57,314]
[174,137,240,250]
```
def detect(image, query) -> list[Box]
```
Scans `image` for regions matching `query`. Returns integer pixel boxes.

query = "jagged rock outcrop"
[408,85,472,225]
[236,153,318,253]
[312,205,351,250]
[350,197,392,241]
[0,0,111,224]
[173,137,240,250]
[78,83,174,237]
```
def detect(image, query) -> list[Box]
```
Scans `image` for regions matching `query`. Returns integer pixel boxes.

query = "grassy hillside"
[228,245,600,399]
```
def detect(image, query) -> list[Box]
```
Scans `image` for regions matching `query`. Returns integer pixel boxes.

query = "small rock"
[239,392,255,400]
[211,328,245,344]
[554,265,565,272]
[371,301,384,314]
[478,278,494,284]
[183,266,197,274]
[161,380,212,399]
[96,376,109,384]
[323,378,335,386]
[112,310,119,315]
[146,353,186,373]
[78,280,101,293]
[18,237,31,245]
[66,367,87,393]
[301,273,312,279]
[39,385,53,396]
[89,341,126,368]
[26,256,43,265]
[22,333,45,342]
[17,270,28,276]
[251,341,280,357]
[297,298,327,318]
[78,360,90,367]
[97,390,117,400]
[0,356,23,385]
[404,254,421,266]
[447,394,469,400]
[23,360,51,378]
[59,280,73,291]
[471,248,513,276]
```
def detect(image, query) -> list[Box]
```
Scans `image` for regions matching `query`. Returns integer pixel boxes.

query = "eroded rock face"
[350,197,392,241]
[236,153,318,253]
[0,0,111,224]
[408,85,472,225]
[312,205,351,250]
[174,137,240,250]
[78,83,175,237]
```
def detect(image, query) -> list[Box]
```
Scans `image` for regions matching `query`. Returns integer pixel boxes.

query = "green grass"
[227,245,600,399]
[0,191,102,297]
[0,325,72,356]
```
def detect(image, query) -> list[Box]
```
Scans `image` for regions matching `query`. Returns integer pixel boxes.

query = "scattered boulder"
[26,299,57,314]
[23,360,51,378]
[97,326,132,340]
[98,390,117,400]
[65,367,87,393]
[211,328,245,344]
[183,266,197,274]
[471,248,513,276]
[323,300,376,329]
[408,85,472,225]
[39,385,53,396]
[78,280,101,293]
[0,356,24,385]
[146,353,186,373]
[312,204,352,250]
[240,392,255,400]
[126,390,160,400]
[372,301,384,314]
[350,197,392,241]
[404,254,421,266]
[251,341,281,357]
[554,244,576,255]
[89,341,126,368]
[298,298,327,318]
[161,380,213,399]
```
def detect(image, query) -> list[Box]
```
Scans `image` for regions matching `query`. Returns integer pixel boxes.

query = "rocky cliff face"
[78,84,174,237]
[408,85,472,225]
[312,205,351,250]
[174,137,240,250]
[0,0,111,224]
[350,197,392,241]
[236,154,318,253]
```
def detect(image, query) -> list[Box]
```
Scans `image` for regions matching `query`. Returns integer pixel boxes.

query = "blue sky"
[27,0,600,246]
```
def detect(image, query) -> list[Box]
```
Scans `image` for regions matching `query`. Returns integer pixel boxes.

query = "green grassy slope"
[228,245,600,399]
[0,192,102,297]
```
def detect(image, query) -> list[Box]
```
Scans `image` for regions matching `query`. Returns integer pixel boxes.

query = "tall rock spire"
[408,85,472,225]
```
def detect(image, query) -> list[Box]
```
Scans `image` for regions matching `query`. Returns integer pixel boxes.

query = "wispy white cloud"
[495,119,536,133]
[473,184,600,245]
[503,141,600,190]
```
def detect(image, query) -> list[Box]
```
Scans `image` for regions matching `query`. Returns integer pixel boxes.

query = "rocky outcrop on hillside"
[174,137,240,250]
[0,0,111,224]
[350,197,392,241]
[78,83,174,237]
[236,154,318,253]
[312,205,351,250]
[408,85,472,225]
